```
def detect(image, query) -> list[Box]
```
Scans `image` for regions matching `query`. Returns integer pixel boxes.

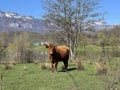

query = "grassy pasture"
[0,44,120,90]
[0,62,100,90]
[0,59,119,90]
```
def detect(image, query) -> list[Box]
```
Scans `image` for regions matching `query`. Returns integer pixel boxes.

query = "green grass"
[0,62,101,90]
[0,58,119,90]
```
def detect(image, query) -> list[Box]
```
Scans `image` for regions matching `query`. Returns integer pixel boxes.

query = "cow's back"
[56,46,69,58]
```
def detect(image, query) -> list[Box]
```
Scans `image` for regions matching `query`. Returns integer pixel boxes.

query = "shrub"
[0,72,2,80]
[23,65,28,70]
[0,72,2,90]
[2,62,13,70]
[41,63,51,70]
[76,60,85,70]
[12,60,16,65]
[95,62,108,75]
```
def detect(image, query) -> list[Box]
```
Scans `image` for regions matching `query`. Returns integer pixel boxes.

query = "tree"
[14,32,30,63]
[43,0,102,60]
[109,33,120,57]
[97,31,108,55]
[79,34,90,56]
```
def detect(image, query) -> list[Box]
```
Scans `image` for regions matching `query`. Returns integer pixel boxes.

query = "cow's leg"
[63,60,68,71]
[51,63,54,73]
[55,61,58,72]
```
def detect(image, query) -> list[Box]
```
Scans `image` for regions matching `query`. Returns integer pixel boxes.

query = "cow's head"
[45,44,56,55]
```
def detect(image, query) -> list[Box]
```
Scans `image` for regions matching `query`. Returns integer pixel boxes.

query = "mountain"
[0,10,119,33]
[94,24,116,30]
[0,10,48,33]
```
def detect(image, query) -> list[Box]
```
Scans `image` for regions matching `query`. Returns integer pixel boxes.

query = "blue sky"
[0,0,120,25]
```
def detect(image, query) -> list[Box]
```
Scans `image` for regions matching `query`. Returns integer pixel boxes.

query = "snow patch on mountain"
[0,10,119,33]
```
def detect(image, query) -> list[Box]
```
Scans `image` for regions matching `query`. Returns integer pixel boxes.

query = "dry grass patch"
[95,60,108,75]
[76,60,85,70]
[2,62,14,70]
[0,72,2,80]
[40,63,51,70]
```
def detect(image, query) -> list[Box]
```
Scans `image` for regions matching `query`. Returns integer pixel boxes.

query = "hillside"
[0,10,48,33]
[0,10,119,34]
[0,31,50,43]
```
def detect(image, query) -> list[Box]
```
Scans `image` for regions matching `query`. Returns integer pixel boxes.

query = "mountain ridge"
[0,10,119,33]
[0,10,49,33]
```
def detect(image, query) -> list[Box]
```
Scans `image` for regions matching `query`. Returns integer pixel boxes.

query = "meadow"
[0,57,120,90]
[0,44,120,90]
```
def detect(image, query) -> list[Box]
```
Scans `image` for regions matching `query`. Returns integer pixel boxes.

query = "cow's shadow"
[58,67,76,72]
[67,67,77,71]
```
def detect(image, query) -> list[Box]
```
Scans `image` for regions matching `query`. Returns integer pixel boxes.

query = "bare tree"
[43,0,103,60]
[13,32,29,63]
[97,31,108,55]
[109,33,120,57]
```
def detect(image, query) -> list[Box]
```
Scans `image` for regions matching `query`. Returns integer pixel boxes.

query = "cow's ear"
[45,44,49,48]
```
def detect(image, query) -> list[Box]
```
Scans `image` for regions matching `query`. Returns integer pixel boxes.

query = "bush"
[0,72,2,80]
[95,62,108,75]
[41,63,51,70]
[2,62,13,70]
[76,60,85,70]
[0,72,2,90]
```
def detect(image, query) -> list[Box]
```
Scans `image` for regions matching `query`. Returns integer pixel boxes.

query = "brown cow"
[45,44,70,72]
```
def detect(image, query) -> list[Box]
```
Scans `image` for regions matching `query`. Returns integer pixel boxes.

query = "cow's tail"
[67,48,70,55]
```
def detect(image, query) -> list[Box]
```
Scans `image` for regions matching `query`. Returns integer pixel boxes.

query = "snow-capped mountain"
[0,10,49,33]
[0,10,118,33]
[89,21,117,31]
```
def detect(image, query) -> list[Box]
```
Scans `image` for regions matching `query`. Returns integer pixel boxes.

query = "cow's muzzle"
[50,51,53,54]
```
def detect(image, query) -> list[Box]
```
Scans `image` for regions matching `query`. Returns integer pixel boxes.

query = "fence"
[0,46,120,64]
[0,49,48,64]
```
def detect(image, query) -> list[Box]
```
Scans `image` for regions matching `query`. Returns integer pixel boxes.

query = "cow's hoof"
[61,69,67,72]
[64,69,67,72]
